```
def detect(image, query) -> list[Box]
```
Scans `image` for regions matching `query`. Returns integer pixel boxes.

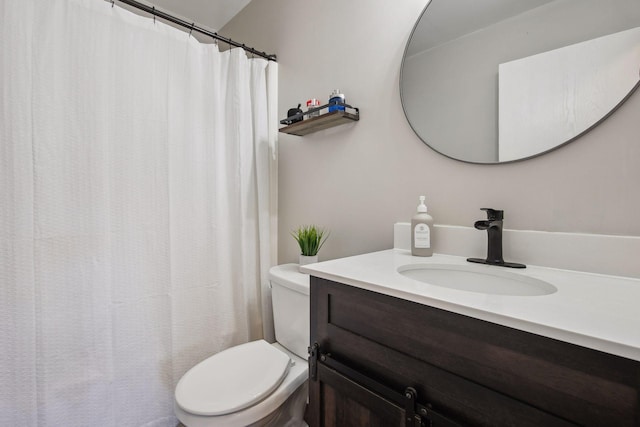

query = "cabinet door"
[308,362,405,427]
[308,354,463,427]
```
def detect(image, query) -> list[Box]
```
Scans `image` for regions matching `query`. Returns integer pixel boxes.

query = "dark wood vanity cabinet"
[308,276,640,427]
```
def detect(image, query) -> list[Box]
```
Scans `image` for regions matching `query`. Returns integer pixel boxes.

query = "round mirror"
[400,0,640,164]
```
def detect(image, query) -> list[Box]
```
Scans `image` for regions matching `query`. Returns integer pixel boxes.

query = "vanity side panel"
[308,277,324,427]
[312,277,640,426]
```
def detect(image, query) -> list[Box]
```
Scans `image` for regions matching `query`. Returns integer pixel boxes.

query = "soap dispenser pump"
[411,196,434,257]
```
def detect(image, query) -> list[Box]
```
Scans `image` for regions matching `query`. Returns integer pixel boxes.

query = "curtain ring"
[189,23,194,37]
[152,6,156,23]
[111,0,115,7]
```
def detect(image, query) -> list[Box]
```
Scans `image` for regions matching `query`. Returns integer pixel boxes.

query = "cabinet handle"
[404,387,424,427]
[308,342,319,381]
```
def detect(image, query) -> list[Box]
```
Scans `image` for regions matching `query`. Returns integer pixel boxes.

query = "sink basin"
[397,264,557,296]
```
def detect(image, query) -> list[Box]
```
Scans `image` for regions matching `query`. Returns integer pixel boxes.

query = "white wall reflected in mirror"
[499,27,640,162]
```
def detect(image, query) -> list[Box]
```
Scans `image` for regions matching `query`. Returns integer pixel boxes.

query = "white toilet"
[174,264,310,427]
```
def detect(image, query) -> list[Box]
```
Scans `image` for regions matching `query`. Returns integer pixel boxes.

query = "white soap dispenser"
[411,196,434,257]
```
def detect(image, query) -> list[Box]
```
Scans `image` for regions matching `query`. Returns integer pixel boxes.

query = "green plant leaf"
[291,225,329,256]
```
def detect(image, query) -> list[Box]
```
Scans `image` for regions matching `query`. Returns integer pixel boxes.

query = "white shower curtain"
[0,0,278,425]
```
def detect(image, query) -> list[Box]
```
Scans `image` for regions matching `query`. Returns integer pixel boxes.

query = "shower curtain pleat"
[0,0,277,426]
[1,2,38,426]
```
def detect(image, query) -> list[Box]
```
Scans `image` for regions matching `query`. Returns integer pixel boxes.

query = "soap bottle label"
[414,223,431,248]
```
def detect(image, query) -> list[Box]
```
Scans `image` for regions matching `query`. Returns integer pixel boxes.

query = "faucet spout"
[467,208,525,269]
[473,220,491,230]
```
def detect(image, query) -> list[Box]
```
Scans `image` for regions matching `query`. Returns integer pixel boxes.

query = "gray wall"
[222,0,640,264]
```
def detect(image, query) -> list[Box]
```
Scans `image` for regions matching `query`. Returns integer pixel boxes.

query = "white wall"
[222,0,640,264]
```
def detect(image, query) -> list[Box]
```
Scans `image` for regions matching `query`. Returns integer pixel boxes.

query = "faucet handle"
[481,208,503,221]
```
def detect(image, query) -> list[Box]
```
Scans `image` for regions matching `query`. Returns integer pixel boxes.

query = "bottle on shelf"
[306,98,320,117]
[328,89,345,112]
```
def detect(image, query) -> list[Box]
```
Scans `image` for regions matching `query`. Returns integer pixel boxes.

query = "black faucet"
[467,208,526,269]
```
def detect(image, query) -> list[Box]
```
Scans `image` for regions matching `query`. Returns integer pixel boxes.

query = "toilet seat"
[175,340,292,416]
[174,342,308,427]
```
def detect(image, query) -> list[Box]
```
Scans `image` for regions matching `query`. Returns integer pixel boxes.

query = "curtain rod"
[111,0,277,62]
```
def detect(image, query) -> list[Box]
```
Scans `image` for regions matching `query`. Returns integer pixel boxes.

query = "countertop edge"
[301,250,640,362]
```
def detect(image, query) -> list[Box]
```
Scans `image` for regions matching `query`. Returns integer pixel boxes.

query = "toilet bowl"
[174,264,310,427]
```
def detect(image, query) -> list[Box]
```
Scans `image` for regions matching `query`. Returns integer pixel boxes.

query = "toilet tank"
[269,264,310,359]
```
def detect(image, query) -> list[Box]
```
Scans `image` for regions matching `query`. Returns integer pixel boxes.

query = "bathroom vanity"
[302,250,640,426]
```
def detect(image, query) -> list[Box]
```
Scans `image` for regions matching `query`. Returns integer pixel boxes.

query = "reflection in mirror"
[400,0,640,164]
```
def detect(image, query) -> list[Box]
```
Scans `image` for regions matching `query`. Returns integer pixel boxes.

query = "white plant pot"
[299,255,318,272]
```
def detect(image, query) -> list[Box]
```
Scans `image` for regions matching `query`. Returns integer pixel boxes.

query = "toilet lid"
[175,340,292,416]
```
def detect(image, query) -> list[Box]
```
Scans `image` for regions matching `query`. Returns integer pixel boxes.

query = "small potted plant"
[291,225,329,271]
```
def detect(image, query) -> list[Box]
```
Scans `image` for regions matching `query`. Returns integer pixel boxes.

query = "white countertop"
[301,249,640,362]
